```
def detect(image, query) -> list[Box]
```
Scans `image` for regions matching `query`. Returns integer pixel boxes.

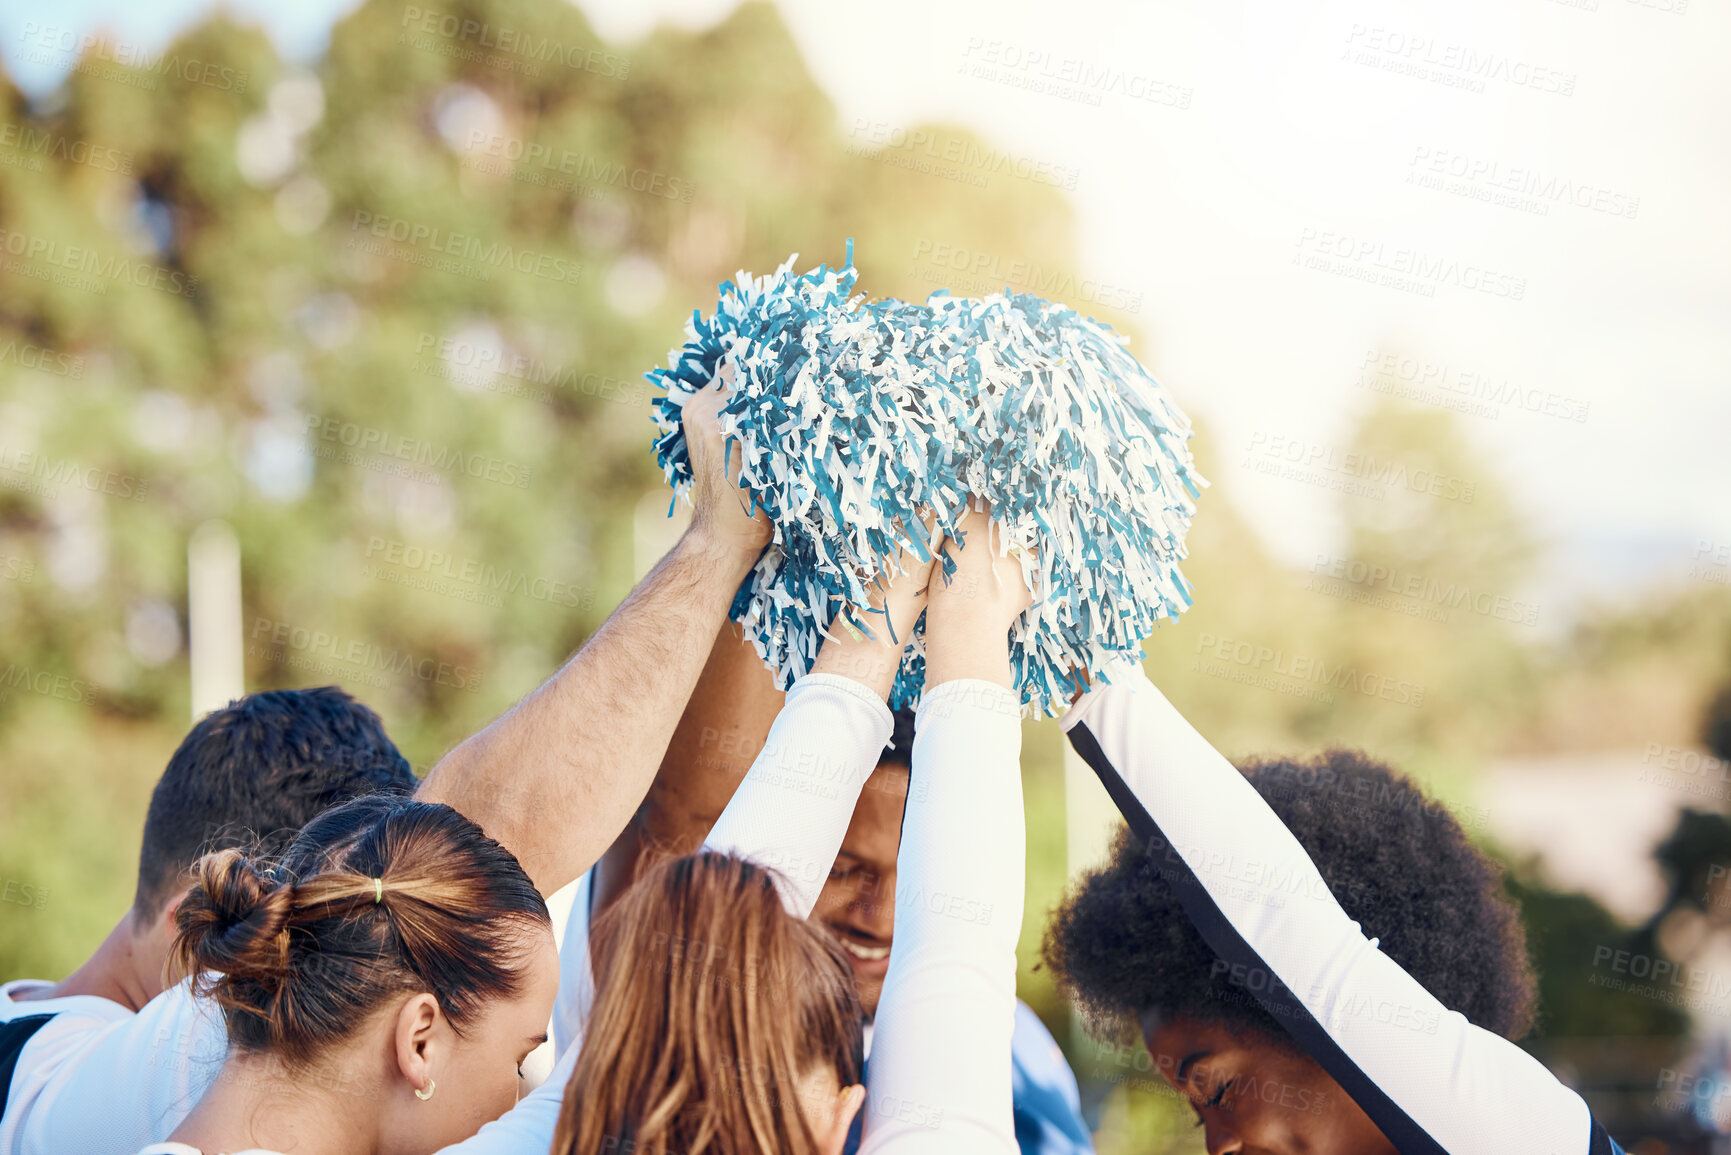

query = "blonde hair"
[554,852,864,1155]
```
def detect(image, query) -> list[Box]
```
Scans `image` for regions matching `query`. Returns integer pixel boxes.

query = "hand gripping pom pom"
[648,241,1207,714]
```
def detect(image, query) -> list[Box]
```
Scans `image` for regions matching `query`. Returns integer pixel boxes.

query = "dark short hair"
[133,686,415,917]
[880,708,915,769]
[1042,749,1536,1047]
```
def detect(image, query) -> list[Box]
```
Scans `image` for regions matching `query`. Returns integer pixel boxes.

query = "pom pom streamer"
[649,242,1206,714]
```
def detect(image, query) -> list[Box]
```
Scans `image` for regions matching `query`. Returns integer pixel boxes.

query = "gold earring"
[415,1076,436,1102]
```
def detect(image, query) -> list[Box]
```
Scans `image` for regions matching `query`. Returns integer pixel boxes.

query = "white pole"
[188,520,244,719]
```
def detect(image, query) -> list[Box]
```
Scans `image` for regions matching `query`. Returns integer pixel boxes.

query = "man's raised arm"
[416,381,770,896]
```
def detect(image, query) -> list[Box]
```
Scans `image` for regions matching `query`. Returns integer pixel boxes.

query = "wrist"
[812,614,906,700]
[680,517,764,583]
[923,625,1014,690]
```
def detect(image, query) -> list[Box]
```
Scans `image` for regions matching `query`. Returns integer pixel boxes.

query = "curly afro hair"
[1042,748,1536,1048]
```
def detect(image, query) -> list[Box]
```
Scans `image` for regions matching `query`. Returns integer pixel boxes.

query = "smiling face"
[811,761,909,1017]
[1144,1017,1398,1155]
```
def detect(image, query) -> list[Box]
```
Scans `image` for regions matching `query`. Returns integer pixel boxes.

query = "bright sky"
[6,0,1727,621]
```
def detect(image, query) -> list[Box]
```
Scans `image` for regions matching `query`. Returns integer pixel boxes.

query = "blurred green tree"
[0,0,1091,983]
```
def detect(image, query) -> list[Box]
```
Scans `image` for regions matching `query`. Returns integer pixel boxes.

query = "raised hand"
[811,534,938,700]
[925,499,1034,690]
[681,375,772,560]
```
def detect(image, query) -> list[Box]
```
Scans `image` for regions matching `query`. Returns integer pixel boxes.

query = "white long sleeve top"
[1062,660,1623,1155]
[86,670,1018,1155]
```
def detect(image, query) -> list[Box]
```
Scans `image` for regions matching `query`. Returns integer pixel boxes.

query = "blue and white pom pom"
[649,241,1206,714]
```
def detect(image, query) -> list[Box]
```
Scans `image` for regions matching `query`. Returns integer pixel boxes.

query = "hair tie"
[372,878,383,905]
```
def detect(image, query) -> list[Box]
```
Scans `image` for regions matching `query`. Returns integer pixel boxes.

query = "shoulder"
[1010,1001,1092,1150]
[1,979,133,1027]
[0,979,54,1013]
[0,979,135,1091]
[1011,1001,1073,1083]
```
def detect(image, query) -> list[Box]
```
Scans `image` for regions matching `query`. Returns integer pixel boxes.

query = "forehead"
[1146,1016,1240,1064]
[866,761,910,796]
[838,764,910,861]
[513,932,562,1022]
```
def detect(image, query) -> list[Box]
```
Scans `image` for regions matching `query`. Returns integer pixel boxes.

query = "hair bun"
[166,798,549,1067]
[171,848,294,985]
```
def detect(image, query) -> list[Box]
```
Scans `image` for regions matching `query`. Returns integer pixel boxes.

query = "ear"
[392,993,442,1096]
[129,891,187,1001]
[817,1084,865,1155]
[155,887,189,936]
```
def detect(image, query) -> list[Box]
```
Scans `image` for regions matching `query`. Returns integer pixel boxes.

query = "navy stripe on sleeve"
[1068,722,1450,1155]
[0,1013,54,1122]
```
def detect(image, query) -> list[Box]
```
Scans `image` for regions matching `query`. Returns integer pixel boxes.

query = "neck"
[593,826,646,918]
[170,1051,381,1155]
[25,915,154,1012]
[592,813,713,918]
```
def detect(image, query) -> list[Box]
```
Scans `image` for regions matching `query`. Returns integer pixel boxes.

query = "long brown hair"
[168,794,550,1067]
[553,851,864,1155]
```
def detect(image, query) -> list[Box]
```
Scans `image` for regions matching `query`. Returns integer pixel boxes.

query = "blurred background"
[0,0,1728,1149]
